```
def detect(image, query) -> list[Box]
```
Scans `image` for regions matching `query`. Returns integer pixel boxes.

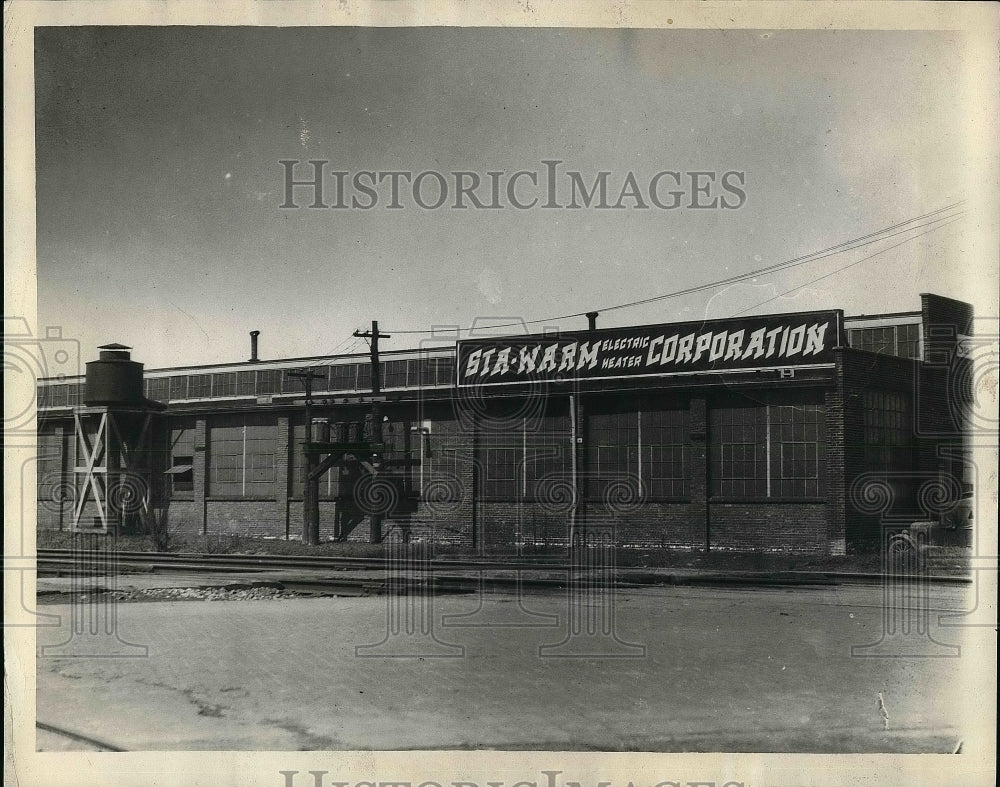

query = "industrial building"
[35,293,973,555]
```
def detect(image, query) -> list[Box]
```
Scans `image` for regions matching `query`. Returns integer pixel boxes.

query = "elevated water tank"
[84,344,144,405]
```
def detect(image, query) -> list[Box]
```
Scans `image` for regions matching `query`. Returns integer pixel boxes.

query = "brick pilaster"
[194,417,207,534]
[276,415,290,539]
[688,397,709,550]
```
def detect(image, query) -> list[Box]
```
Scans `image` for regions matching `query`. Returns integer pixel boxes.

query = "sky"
[33,26,990,370]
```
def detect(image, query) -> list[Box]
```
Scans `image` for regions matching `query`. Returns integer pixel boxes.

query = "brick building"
[35,293,973,555]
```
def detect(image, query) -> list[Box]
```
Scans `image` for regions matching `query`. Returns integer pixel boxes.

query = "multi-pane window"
[169,419,196,496]
[282,371,306,394]
[710,400,825,499]
[329,363,358,391]
[357,363,373,391]
[169,457,194,493]
[588,410,639,498]
[863,391,912,470]
[434,357,455,386]
[642,409,689,498]
[212,372,237,398]
[524,419,571,498]
[769,404,824,497]
[847,323,921,359]
[418,358,437,387]
[587,405,689,499]
[711,406,767,498]
[406,360,421,387]
[383,360,408,389]
[256,369,281,395]
[479,426,521,500]
[36,428,64,506]
[187,374,212,398]
[236,371,256,396]
[169,375,188,400]
[146,377,170,402]
[415,356,455,387]
[208,415,277,497]
[55,383,71,407]
[39,383,67,408]
[897,323,920,358]
[478,414,571,500]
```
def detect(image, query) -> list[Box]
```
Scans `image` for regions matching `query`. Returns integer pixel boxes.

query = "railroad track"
[36,548,576,576]
[34,549,969,587]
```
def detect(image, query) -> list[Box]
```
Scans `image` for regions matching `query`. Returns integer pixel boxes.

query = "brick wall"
[583,502,703,549]
[839,346,952,550]
[709,502,830,552]
[159,500,202,535]
[825,365,847,555]
[687,397,709,550]
[203,500,285,536]
[40,342,963,555]
[193,418,207,533]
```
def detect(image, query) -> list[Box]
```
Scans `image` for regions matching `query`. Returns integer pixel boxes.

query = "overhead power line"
[735,213,967,316]
[380,200,966,336]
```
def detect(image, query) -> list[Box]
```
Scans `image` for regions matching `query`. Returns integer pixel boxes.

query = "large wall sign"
[456,310,843,387]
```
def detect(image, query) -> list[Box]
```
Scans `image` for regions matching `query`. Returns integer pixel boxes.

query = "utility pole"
[286,367,325,545]
[353,320,390,543]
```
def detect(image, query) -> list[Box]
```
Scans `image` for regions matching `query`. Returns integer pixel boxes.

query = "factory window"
[524,417,571,500]
[478,414,571,501]
[256,369,281,395]
[146,377,170,403]
[383,359,408,389]
[208,415,276,498]
[770,404,824,497]
[36,428,65,510]
[168,419,196,497]
[418,356,453,387]
[863,391,912,470]
[480,428,520,500]
[169,375,188,400]
[642,409,689,498]
[711,406,766,498]
[168,456,194,494]
[188,374,212,399]
[67,383,84,407]
[357,363,373,391]
[847,323,921,359]
[236,371,256,396]
[587,405,689,500]
[435,357,455,386]
[407,359,422,387]
[329,363,358,391]
[588,410,639,499]
[710,401,825,499]
[282,371,306,394]
[418,358,436,387]
[40,383,66,408]
[212,372,237,398]
[897,323,920,359]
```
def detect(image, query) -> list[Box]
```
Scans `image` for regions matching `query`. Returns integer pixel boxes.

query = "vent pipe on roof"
[586,311,599,331]
[249,330,260,362]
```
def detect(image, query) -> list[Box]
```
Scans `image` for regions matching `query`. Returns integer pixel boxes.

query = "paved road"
[35,582,983,752]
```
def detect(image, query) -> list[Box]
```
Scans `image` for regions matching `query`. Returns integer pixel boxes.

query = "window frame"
[169,455,195,495]
[585,401,690,502]
[709,397,827,502]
